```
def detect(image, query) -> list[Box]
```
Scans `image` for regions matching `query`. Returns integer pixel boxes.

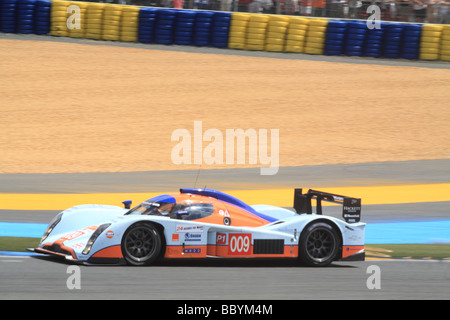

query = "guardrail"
[0,0,449,61]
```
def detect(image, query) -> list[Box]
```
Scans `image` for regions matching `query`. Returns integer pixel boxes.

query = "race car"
[29,188,365,267]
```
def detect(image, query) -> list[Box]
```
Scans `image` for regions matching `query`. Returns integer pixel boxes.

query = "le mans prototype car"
[30,188,365,267]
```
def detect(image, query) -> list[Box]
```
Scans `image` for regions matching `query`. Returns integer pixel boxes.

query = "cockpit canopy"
[124,194,214,221]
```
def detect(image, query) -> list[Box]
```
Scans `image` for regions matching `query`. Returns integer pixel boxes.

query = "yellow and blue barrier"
[1,0,449,62]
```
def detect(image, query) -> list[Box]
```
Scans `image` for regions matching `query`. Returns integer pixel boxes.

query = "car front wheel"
[121,223,162,266]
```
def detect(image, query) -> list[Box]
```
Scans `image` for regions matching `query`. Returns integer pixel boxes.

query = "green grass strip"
[0,237,40,252]
[366,244,450,259]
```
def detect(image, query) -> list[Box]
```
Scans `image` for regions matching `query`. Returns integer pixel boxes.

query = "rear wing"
[293,189,361,223]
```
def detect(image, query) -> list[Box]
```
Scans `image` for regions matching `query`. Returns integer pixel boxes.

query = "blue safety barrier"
[0,0,18,33]
[401,24,422,60]
[383,22,404,58]
[324,20,348,56]
[364,22,386,58]
[345,20,367,56]
[16,0,35,34]
[211,11,231,48]
[34,0,50,35]
[193,10,214,47]
[174,9,196,46]
[154,8,177,45]
[138,7,158,43]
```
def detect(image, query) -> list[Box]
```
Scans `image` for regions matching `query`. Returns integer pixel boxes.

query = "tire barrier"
[120,5,139,42]
[420,24,443,60]
[304,18,328,55]
[364,22,384,58]
[174,9,195,46]
[193,10,214,46]
[154,8,176,44]
[228,13,250,50]
[85,3,104,40]
[0,0,17,33]
[383,22,404,58]
[211,11,230,48]
[324,20,347,56]
[16,0,35,34]
[138,7,156,44]
[68,0,86,38]
[401,24,421,60]
[102,4,122,41]
[34,0,50,35]
[245,13,269,51]
[1,2,450,63]
[441,25,450,61]
[265,15,289,52]
[284,17,308,53]
[50,0,69,37]
[345,20,366,57]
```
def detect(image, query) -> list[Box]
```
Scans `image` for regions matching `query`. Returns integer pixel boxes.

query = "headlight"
[40,212,63,244]
[82,223,111,255]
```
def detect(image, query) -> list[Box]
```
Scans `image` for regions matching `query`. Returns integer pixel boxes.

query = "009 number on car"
[228,233,252,256]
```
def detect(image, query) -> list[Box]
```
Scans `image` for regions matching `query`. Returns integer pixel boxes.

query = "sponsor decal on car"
[106,230,114,239]
[176,225,204,233]
[185,233,202,242]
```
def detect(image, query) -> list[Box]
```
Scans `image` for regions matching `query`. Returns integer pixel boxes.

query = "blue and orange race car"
[30,188,365,267]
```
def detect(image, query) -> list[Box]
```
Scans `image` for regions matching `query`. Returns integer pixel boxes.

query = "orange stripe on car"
[91,245,123,259]
[342,245,365,258]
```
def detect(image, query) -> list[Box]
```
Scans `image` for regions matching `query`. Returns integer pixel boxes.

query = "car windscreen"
[125,201,175,216]
[172,203,214,220]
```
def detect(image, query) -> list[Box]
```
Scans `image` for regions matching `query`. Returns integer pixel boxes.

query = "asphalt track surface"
[1,34,449,300]
[1,256,449,300]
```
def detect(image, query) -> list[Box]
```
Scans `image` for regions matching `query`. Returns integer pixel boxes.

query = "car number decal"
[228,233,252,256]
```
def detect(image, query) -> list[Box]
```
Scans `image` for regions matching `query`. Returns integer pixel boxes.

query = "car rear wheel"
[299,222,340,267]
[121,223,162,266]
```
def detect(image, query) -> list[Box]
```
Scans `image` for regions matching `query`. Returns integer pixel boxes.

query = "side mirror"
[122,200,132,209]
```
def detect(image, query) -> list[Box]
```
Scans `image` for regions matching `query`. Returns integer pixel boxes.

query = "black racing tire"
[299,221,340,267]
[121,223,162,266]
